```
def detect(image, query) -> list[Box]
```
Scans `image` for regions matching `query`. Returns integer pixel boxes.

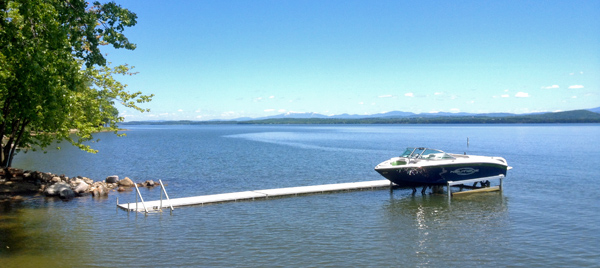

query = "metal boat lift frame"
[446,174,504,201]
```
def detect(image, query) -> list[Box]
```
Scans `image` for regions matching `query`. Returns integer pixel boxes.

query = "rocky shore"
[0,168,159,202]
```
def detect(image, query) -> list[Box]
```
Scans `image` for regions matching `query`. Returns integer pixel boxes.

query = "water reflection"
[380,192,509,266]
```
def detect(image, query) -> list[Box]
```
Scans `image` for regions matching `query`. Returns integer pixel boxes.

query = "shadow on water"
[0,196,113,268]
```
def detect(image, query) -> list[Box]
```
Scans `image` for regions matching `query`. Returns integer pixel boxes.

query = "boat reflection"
[378,191,509,266]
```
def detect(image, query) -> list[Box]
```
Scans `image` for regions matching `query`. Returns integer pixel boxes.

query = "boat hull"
[375,162,507,186]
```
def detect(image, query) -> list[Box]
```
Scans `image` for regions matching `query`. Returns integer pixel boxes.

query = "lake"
[2,124,599,267]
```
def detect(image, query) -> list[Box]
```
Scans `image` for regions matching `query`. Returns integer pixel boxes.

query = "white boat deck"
[117,179,394,211]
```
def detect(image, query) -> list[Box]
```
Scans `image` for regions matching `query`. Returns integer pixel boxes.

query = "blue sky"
[104,0,600,121]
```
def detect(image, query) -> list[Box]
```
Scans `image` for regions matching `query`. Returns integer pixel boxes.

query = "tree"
[0,0,153,168]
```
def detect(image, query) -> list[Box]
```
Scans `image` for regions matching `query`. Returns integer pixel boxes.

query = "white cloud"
[450,108,460,113]
[429,110,439,113]
[434,92,443,95]
[358,102,364,105]
[378,94,393,98]
[501,94,510,98]
[221,111,236,117]
[269,96,275,99]
[569,85,584,89]
[571,96,577,99]
[196,115,203,118]
[278,109,286,113]
[404,92,414,97]
[542,85,559,89]
[177,109,183,112]
[264,109,275,112]
[515,92,529,98]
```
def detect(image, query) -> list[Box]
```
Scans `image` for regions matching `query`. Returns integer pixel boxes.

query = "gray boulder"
[106,175,119,183]
[59,188,75,200]
[45,182,71,196]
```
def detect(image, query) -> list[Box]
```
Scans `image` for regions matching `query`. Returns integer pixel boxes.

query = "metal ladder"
[122,179,174,215]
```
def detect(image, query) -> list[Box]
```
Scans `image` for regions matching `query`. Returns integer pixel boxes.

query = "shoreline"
[0,168,157,202]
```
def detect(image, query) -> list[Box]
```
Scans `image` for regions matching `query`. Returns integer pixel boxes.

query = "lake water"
[2,124,599,267]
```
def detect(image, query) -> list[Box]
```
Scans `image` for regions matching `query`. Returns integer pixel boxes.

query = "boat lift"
[446,174,505,200]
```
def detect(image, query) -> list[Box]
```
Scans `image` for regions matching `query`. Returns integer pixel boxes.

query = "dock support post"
[447,182,452,202]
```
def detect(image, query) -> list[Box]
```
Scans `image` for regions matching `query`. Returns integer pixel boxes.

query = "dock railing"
[121,180,173,215]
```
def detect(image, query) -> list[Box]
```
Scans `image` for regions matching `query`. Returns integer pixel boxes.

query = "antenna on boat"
[467,137,469,148]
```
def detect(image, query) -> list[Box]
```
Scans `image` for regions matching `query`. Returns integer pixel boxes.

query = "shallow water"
[2,124,599,267]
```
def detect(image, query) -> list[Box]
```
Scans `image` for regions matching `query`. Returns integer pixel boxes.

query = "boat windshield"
[401,147,455,160]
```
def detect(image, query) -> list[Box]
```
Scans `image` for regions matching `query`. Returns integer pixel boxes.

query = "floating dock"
[118,174,506,213]
[117,179,394,212]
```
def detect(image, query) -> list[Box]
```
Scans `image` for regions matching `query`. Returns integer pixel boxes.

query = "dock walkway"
[117,179,394,211]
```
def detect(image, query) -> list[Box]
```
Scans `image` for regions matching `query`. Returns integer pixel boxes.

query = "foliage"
[0,0,152,167]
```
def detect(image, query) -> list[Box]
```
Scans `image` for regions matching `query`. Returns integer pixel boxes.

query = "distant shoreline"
[121,110,600,125]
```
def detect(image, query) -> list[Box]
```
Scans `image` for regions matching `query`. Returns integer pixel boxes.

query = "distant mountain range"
[232,107,599,121]
[122,107,600,125]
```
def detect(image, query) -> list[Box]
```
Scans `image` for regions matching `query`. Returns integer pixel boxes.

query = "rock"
[106,175,119,183]
[144,180,156,187]
[31,171,43,180]
[45,182,71,196]
[72,181,89,194]
[9,175,23,181]
[59,188,75,200]
[92,185,108,197]
[51,176,61,183]
[82,177,94,185]
[118,177,134,187]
